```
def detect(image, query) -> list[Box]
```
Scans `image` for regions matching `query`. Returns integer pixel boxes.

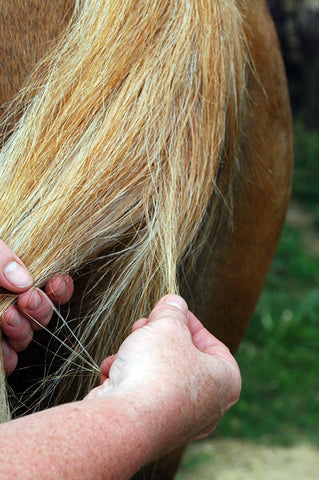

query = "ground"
[177,439,319,480]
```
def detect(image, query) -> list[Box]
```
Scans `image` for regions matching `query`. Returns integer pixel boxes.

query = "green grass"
[293,121,319,204]
[213,121,319,446]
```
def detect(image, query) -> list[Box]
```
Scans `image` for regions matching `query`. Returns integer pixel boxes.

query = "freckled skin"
[0,296,241,480]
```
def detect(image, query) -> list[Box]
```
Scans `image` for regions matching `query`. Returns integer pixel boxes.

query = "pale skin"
[0,243,241,480]
[0,240,74,374]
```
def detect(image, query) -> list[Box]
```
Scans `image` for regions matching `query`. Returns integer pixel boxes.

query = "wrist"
[90,383,187,463]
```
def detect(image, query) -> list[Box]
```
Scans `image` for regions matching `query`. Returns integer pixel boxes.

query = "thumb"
[147,294,189,326]
[84,378,114,400]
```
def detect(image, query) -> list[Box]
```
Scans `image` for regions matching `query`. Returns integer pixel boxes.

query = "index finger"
[0,240,33,292]
[188,311,237,365]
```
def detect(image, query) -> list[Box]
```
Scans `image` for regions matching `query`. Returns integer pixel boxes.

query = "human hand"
[86,294,241,455]
[0,240,74,375]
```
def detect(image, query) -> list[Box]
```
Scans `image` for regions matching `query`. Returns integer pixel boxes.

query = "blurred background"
[177,0,319,478]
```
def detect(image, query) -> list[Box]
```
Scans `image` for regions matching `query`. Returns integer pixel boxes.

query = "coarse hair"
[0,0,248,422]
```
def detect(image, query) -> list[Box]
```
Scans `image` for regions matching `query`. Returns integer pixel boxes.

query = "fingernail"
[2,341,11,357]
[52,278,67,298]
[7,308,22,328]
[164,294,188,314]
[22,289,42,311]
[3,261,33,288]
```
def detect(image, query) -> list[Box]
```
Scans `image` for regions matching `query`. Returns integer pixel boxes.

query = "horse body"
[0,1,292,478]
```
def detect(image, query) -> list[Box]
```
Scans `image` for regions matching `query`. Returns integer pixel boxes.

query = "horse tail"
[0,0,248,421]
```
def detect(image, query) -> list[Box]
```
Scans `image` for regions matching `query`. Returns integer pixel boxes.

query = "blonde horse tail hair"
[0,0,248,421]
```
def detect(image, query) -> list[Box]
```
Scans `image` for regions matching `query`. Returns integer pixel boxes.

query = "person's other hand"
[0,240,74,375]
